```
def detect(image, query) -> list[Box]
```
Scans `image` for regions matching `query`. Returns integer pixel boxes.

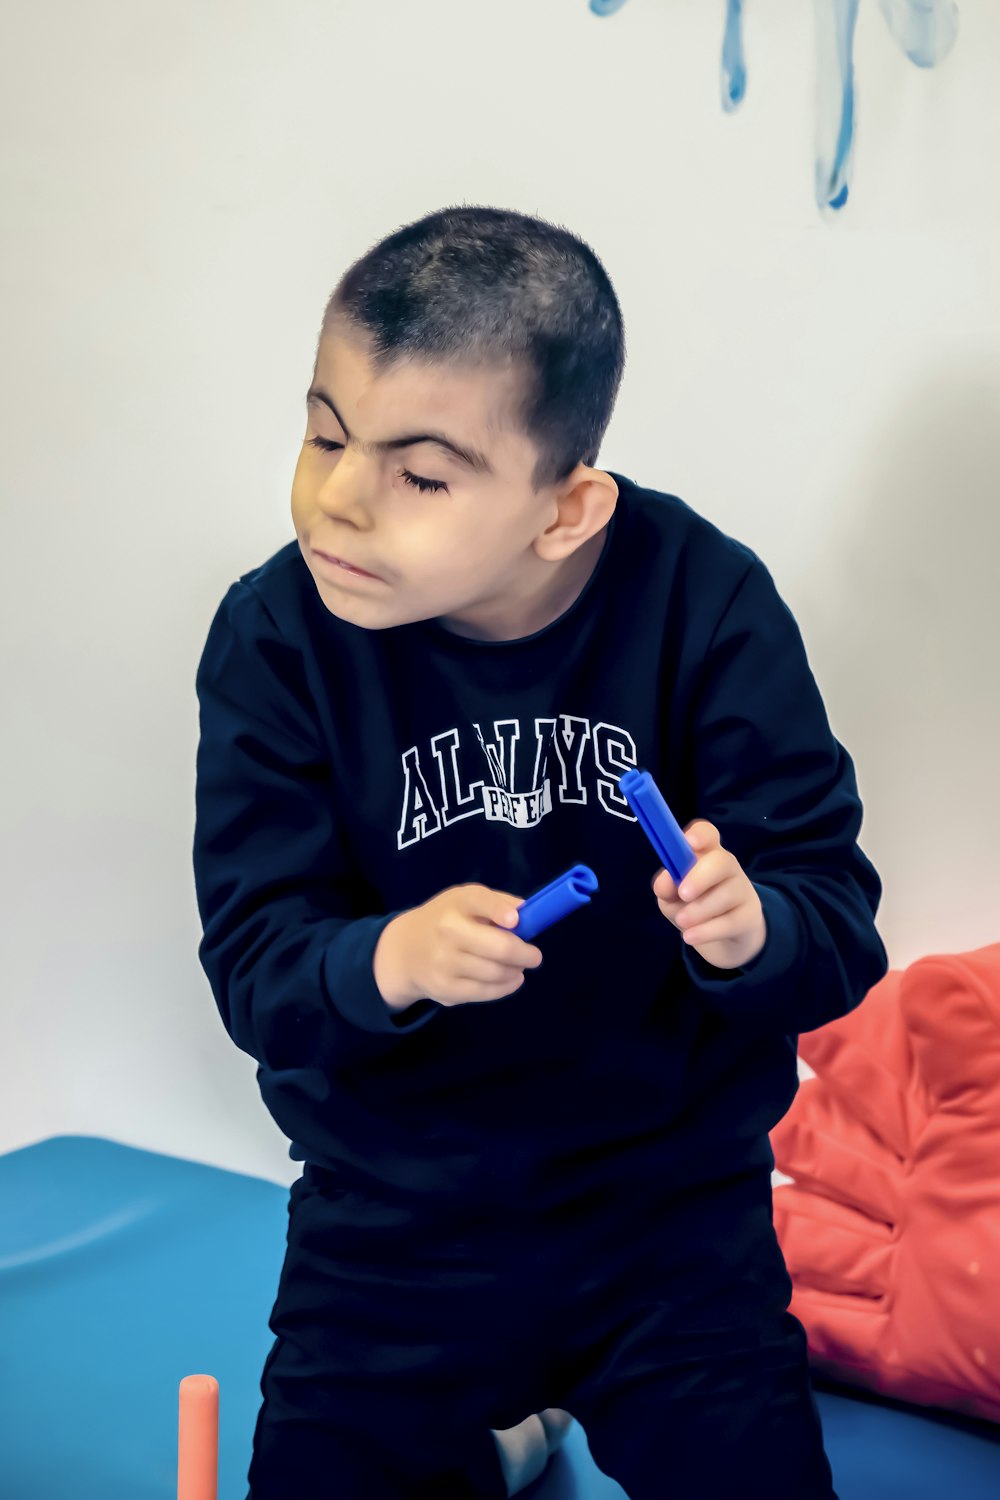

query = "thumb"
[493,891,525,928]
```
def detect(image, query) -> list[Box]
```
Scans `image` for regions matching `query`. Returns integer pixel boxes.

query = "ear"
[534,467,618,561]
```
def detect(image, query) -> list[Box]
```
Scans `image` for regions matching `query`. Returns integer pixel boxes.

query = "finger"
[657,849,733,906]
[671,904,749,945]
[463,927,544,969]
[453,957,530,988]
[652,875,702,914]
[460,887,526,929]
[673,877,743,929]
[651,866,679,901]
[509,938,544,968]
[492,890,526,927]
[682,819,722,850]
[499,935,543,968]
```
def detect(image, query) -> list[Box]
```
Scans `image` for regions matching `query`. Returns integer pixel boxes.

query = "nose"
[317,452,374,526]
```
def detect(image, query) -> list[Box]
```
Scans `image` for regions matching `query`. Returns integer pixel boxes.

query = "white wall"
[3,0,998,1186]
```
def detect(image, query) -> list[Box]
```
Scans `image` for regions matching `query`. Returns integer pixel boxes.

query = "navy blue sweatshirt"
[193,472,888,1226]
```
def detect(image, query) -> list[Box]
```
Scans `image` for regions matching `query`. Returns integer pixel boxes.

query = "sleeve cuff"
[322,912,442,1035]
[681,882,806,995]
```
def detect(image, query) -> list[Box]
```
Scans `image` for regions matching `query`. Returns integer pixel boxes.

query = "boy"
[193,205,888,1499]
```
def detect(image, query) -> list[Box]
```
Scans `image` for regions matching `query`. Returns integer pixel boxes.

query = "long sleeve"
[678,556,889,1036]
[193,581,440,1092]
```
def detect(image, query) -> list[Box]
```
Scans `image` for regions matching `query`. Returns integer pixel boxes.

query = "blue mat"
[2,1136,998,1498]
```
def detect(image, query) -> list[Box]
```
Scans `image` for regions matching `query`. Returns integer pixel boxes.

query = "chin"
[313,587,397,632]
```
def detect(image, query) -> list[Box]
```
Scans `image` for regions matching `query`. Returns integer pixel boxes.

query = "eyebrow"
[305,384,495,477]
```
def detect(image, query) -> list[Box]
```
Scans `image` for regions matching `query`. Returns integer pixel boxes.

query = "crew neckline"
[416,474,625,652]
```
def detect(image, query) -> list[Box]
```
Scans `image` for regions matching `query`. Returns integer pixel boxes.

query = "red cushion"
[770,942,1000,1425]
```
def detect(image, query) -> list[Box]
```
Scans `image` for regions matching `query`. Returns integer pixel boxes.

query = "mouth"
[312,548,383,581]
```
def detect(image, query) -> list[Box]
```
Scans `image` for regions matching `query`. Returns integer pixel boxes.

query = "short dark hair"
[320,204,627,492]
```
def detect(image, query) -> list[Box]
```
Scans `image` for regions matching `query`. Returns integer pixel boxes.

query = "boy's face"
[291,320,617,640]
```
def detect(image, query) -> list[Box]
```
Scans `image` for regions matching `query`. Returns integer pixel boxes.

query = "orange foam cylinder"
[178,1374,219,1500]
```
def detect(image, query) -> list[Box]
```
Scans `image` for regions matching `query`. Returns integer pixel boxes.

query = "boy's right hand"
[373,884,543,1011]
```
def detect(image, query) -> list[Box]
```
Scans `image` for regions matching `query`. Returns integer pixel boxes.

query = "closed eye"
[306,437,449,494]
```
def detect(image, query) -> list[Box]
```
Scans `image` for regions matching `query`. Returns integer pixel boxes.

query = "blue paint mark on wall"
[590,0,960,213]
[721,0,746,110]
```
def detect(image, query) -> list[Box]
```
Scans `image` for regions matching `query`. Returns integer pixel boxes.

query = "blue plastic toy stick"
[512,863,599,942]
[619,769,698,885]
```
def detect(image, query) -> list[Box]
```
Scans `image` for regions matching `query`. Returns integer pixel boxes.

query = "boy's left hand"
[651,819,767,972]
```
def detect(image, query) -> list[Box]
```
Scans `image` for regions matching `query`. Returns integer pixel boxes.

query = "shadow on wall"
[800,359,1000,965]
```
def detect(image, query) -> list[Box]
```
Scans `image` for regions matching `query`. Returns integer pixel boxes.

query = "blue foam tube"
[619,769,698,885]
[512,863,599,942]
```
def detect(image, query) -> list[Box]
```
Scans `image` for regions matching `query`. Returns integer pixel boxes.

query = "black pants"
[247,1161,839,1499]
